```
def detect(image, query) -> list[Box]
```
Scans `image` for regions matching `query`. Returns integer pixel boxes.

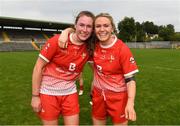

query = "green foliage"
[117,17,176,42]
[158,24,175,41]
[142,21,159,35]
[0,50,180,125]
[118,17,136,42]
[171,32,180,41]
[135,22,146,42]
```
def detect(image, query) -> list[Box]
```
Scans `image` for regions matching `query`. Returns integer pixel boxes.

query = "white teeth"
[99,33,107,36]
[80,33,88,36]
[99,34,106,37]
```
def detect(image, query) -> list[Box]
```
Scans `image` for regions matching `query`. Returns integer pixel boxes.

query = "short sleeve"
[39,34,59,62]
[119,44,139,77]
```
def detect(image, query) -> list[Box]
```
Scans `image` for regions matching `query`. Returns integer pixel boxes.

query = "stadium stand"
[0,31,3,42]
[1,17,179,51]
[0,42,34,51]
[1,29,56,43]
[0,16,72,51]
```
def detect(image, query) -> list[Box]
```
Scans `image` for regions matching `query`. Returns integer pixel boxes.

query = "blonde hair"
[95,13,117,34]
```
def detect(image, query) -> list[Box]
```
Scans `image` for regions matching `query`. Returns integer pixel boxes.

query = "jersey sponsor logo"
[56,66,79,75]
[130,57,135,64]
[69,63,76,71]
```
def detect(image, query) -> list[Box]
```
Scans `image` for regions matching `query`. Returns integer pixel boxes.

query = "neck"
[100,35,115,46]
[71,33,84,45]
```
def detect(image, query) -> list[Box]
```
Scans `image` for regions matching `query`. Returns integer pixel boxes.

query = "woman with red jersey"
[31,11,95,125]
[91,13,138,125]
[59,13,139,125]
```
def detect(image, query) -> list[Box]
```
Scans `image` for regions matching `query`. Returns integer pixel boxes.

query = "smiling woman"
[31,10,95,125]
[91,13,139,125]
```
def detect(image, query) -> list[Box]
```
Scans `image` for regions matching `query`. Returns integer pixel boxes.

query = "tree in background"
[172,32,180,41]
[142,21,158,35]
[158,24,175,41]
[135,22,145,42]
[117,17,176,42]
[142,21,159,41]
[117,17,136,42]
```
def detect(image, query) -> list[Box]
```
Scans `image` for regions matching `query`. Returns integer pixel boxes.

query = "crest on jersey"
[81,53,86,59]
[130,57,135,64]
[101,50,106,53]
[110,55,115,62]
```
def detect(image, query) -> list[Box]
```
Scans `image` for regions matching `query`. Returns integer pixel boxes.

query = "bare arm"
[58,27,75,48]
[125,80,136,121]
[31,57,47,112]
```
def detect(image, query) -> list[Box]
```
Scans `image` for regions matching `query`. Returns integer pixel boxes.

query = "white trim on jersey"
[39,54,49,63]
[100,35,117,48]
[124,69,139,77]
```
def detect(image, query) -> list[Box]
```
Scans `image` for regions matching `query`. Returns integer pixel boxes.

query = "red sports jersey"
[92,36,139,92]
[39,33,89,95]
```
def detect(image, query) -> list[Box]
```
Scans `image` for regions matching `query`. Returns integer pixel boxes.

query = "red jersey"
[39,33,89,95]
[92,37,139,92]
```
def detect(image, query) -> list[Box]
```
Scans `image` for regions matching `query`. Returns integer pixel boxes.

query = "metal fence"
[125,41,180,49]
[1,41,180,52]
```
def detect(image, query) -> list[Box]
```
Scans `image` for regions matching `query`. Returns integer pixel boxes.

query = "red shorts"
[92,87,128,123]
[38,93,79,121]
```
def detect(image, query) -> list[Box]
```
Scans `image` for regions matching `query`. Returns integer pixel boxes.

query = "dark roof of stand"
[0,16,73,30]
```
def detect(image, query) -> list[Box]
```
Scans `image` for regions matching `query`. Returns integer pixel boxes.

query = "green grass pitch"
[0,49,180,125]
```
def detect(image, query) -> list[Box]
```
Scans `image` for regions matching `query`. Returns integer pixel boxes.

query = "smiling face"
[95,17,113,44]
[75,15,94,42]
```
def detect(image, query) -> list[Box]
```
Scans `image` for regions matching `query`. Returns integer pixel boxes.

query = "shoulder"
[115,39,125,46]
[46,34,60,46]
[50,34,60,41]
[116,39,130,51]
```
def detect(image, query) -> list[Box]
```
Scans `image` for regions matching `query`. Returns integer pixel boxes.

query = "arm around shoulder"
[58,27,75,48]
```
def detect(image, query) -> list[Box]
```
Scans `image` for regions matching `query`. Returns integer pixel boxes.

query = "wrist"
[32,94,40,97]
[128,96,134,100]
[127,97,135,104]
